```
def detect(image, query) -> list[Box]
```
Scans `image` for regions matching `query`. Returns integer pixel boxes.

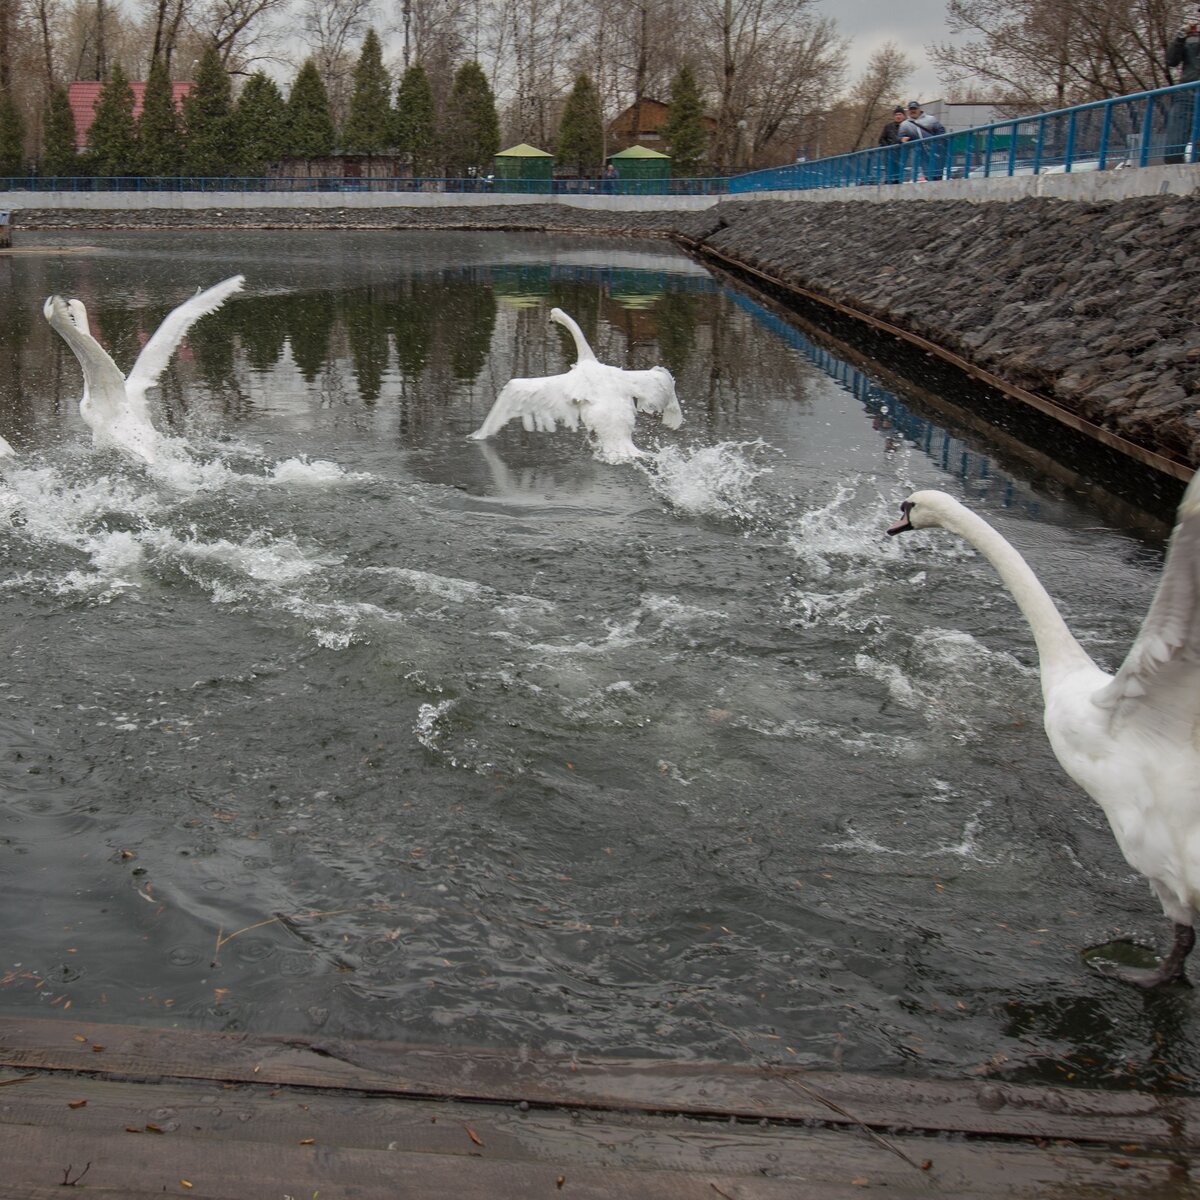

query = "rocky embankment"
[17,194,1200,470]
[681,195,1200,473]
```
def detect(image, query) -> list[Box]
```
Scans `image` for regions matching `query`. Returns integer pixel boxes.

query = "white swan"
[469,307,682,464]
[887,479,1200,987]
[43,275,245,465]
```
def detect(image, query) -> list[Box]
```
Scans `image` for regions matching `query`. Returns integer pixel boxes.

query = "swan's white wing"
[125,275,245,399]
[1094,471,1200,739]
[0,434,15,458]
[44,295,128,413]
[469,371,585,440]
[626,366,683,429]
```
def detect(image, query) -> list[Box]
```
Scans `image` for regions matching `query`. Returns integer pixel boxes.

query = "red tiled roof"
[68,80,193,150]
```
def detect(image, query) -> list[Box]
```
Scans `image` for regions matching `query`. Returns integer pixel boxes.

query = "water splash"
[640,440,775,521]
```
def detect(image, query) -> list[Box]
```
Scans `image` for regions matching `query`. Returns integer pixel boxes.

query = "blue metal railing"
[730,79,1200,193]
[0,173,730,197]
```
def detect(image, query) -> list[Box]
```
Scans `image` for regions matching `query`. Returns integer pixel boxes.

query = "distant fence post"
[0,209,11,249]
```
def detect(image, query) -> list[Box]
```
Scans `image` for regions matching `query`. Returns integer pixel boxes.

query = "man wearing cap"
[877,106,906,183]
[1166,10,1200,160]
[898,101,947,180]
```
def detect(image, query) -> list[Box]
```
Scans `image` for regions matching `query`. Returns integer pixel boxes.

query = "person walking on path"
[1166,9,1200,161]
[899,101,946,181]
[877,106,906,183]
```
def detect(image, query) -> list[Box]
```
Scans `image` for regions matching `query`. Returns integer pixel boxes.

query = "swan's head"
[549,307,568,325]
[886,489,959,535]
[43,295,64,322]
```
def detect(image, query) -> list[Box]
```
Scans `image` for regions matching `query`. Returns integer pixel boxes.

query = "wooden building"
[68,80,193,151]
[606,97,717,155]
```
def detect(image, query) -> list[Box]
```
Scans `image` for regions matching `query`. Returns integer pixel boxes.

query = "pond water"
[0,230,1194,1094]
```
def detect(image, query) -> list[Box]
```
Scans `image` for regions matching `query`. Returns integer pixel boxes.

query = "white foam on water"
[368,566,535,608]
[415,698,456,751]
[144,527,333,585]
[266,457,354,486]
[278,594,403,649]
[786,485,902,581]
[640,440,775,520]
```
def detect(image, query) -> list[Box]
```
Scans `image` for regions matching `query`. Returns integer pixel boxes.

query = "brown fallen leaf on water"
[463,1124,484,1147]
[92,1044,105,1052]
[67,1099,87,1109]
[299,1138,315,1145]
[181,1181,193,1189]
[851,1178,869,1187]
[125,1126,141,1133]
[72,1034,86,1042]
[145,1123,165,1134]
[556,1177,565,1190]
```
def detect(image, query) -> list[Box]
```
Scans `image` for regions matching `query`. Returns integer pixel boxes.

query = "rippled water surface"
[0,230,1194,1093]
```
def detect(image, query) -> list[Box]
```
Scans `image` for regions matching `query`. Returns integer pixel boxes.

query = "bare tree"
[387,0,470,110]
[690,0,845,171]
[145,0,190,71]
[299,0,374,120]
[489,0,581,146]
[190,0,290,73]
[838,40,913,151]
[930,0,1177,108]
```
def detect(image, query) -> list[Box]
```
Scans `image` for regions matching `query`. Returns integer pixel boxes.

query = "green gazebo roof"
[496,143,553,157]
[608,145,670,160]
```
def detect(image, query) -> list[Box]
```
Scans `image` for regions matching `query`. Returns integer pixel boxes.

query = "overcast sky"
[826,0,958,103]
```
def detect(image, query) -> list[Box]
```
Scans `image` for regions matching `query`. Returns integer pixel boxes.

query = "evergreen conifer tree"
[394,63,435,176]
[42,85,78,176]
[660,64,708,175]
[441,61,499,177]
[235,71,287,174]
[182,45,236,176]
[285,59,336,161]
[342,29,392,156]
[0,89,24,175]
[87,64,138,176]
[555,73,603,176]
[138,56,182,175]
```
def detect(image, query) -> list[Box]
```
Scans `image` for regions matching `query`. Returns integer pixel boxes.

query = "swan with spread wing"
[44,275,245,465]
[469,307,682,463]
[888,476,1200,987]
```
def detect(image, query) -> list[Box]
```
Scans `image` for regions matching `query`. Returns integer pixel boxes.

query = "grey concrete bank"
[7,163,1199,476]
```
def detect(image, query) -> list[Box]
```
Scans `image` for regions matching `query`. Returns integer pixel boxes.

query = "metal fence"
[730,79,1200,193]
[0,173,730,197]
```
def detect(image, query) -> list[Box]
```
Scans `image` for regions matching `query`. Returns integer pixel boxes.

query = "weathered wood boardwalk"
[1,1016,1196,1198]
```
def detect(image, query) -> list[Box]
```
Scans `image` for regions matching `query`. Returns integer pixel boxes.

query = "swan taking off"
[888,479,1200,987]
[43,275,245,465]
[469,307,682,463]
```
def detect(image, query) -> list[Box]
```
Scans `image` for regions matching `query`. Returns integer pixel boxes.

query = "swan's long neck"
[552,311,597,363]
[940,504,1096,689]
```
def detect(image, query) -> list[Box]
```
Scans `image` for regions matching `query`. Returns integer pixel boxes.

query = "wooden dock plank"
[0,1072,1187,1200]
[1,1016,1196,1150]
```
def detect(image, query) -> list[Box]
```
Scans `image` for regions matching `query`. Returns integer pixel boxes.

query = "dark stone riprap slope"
[18,194,1200,468]
[685,196,1200,471]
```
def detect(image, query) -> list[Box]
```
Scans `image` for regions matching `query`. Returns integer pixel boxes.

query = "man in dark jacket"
[1166,10,1200,161]
[877,106,906,183]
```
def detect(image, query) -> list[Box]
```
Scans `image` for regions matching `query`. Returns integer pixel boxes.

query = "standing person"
[603,161,619,193]
[877,106,906,183]
[900,101,947,180]
[1167,10,1200,162]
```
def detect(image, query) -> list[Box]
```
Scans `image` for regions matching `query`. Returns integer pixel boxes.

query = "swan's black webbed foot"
[1085,923,1195,989]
